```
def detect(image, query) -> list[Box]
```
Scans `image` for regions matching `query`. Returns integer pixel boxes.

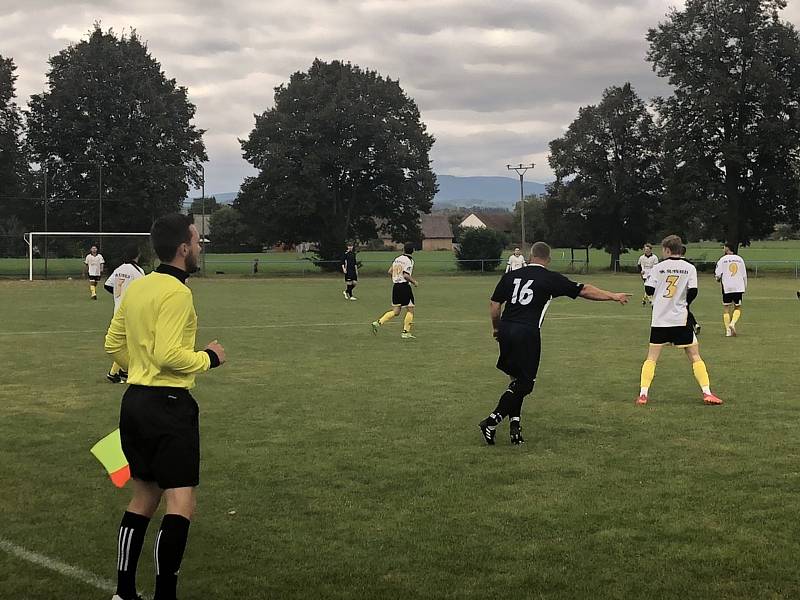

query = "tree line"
[2,1,800,266]
[515,0,800,267]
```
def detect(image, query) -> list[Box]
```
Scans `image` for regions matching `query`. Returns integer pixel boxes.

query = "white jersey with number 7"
[645,258,698,327]
[104,263,145,312]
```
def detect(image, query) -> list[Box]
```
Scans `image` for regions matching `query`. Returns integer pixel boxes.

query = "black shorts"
[392,282,414,306]
[722,292,744,305]
[344,271,358,282]
[88,275,101,283]
[119,385,200,489]
[649,325,697,347]
[496,321,541,382]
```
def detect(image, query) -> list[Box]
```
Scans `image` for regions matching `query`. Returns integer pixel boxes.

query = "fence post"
[481,260,484,272]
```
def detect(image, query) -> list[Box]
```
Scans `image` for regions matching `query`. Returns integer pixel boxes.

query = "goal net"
[22,232,151,281]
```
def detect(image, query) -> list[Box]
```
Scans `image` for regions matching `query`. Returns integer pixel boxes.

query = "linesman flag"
[90,429,130,488]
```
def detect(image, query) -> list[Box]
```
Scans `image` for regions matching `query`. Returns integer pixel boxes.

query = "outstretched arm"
[579,284,630,304]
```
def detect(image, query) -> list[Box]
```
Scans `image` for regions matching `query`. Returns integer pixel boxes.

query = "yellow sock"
[378,310,396,325]
[731,308,741,326]
[723,312,731,329]
[692,360,711,393]
[90,284,96,296]
[109,362,121,376]
[640,359,656,393]
[403,311,414,333]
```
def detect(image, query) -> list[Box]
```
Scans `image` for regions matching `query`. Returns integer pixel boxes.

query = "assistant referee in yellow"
[104,213,226,600]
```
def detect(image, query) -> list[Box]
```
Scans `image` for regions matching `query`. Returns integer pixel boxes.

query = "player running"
[637,244,659,305]
[714,243,747,337]
[341,242,358,301]
[505,247,527,273]
[371,243,418,339]
[637,235,723,406]
[104,244,145,383]
[84,244,105,300]
[478,242,631,446]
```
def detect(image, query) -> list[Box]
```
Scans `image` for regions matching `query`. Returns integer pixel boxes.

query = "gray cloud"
[1,0,799,194]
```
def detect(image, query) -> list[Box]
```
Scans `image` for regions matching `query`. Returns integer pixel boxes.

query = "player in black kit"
[342,242,358,300]
[479,242,631,446]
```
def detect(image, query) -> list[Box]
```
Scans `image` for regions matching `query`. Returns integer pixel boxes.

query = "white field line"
[0,314,645,337]
[0,535,115,593]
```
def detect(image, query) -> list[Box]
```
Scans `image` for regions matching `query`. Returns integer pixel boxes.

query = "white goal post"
[23,231,150,281]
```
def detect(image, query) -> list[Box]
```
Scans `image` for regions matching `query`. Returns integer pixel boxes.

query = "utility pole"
[199,164,206,276]
[98,165,103,239]
[43,165,48,279]
[506,163,535,251]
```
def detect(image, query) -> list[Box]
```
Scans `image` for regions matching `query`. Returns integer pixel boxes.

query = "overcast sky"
[2,0,800,195]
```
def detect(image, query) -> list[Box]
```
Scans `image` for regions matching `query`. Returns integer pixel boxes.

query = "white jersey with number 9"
[391,254,414,284]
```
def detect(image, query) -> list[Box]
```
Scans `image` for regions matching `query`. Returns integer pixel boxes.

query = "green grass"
[4,239,800,278]
[1,273,799,599]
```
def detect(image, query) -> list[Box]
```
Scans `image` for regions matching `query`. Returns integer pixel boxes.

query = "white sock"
[640,387,648,396]
[702,386,711,395]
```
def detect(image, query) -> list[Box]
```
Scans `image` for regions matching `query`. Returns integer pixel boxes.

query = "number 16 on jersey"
[511,278,534,305]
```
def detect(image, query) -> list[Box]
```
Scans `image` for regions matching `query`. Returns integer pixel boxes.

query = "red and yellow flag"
[90,429,130,488]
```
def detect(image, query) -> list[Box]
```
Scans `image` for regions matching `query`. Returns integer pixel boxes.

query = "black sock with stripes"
[487,389,516,427]
[154,514,191,600]
[116,511,151,599]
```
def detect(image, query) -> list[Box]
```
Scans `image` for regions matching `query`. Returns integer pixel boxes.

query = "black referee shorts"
[344,271,358,282]
[496,321,541,383]
[392,282,414,307]
[119,385,200,489]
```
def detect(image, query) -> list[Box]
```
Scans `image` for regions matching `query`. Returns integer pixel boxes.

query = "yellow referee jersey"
[104,264,212,389]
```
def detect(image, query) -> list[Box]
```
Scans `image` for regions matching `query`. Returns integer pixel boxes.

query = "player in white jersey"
[714,243,747,337]
[84,244,105,300]
[637,244,659,305]
[636,235,722,406]
[371,243,419,339]
[103,245,145,382]
[505,247,527,273]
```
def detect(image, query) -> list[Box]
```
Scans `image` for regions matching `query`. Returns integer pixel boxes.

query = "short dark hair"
[403,242,415,255]
[151,214,193,262]
[122,243,141,264]
[531,241,551,259]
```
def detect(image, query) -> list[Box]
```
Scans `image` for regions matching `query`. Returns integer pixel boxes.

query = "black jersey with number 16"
[491,264,584,328]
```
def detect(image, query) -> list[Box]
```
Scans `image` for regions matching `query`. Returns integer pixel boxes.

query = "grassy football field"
[0,273,799,599]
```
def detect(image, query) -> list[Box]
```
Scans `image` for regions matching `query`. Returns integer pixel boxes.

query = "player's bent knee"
[509,378,534,397]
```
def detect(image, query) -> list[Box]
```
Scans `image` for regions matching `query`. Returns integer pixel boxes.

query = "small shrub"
[455,228,508,271]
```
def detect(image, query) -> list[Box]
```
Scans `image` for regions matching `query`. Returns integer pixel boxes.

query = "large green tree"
[27,25,206,232]
[0,56,32,231]
[237,59,437,262]
[549,83,662,268]
[209,205,255,253]
[647,0,800,250]
[511,194,550,246]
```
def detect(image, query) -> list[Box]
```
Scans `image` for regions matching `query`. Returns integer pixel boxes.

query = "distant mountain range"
[203,174,550,210]
[433,175,548,208]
